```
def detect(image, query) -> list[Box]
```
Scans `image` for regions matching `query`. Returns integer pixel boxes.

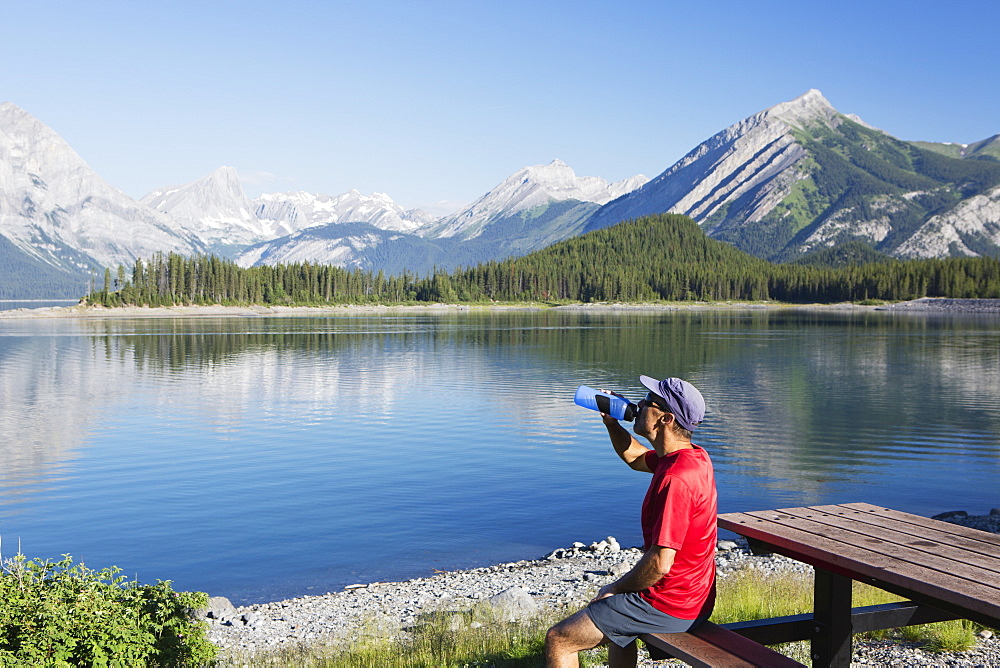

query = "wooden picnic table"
[717,502,1000,667]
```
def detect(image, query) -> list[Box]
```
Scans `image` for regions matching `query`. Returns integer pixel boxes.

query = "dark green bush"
[0,553,216,666]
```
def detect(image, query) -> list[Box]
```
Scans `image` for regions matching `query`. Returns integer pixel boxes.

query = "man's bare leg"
[545,608,608,668]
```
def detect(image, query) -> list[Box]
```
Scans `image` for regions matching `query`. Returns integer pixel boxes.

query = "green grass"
[218,568,985,667]
[215,603,609,668]
[900,619,980,652]
[713,568,981,656]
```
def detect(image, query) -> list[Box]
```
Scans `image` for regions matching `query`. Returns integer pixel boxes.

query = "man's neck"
[653,439,695,457]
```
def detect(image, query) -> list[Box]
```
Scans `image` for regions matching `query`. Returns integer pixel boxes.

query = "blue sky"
[2,1,998,215]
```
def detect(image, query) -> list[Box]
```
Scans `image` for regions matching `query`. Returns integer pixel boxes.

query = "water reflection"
[3,311,1000,495]
[0,310,998,601]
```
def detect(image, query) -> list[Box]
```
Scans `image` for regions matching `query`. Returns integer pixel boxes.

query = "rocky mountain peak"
[583,91,833,233]
[141,167,262,252]
[426,160,647,240]
[1,102,31,128]
[0,102,41,131]
[765,89,838,128]
[202,165,244,194]
[1,102,82,178]
[1,103,201,271]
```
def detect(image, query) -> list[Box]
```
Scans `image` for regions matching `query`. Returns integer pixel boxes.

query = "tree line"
[87,214,1000,307]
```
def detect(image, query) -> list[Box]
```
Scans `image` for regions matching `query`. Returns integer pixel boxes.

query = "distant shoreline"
[0,300,870,319]
[2,297,1000,319]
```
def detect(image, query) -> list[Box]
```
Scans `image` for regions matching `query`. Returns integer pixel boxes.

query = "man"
[545,375,718,668]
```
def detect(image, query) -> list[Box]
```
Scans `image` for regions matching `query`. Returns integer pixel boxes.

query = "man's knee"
[545,609,605,652]
[545,617,572,648]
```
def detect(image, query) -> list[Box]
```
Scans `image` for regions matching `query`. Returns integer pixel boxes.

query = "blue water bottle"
[574,386,638,422]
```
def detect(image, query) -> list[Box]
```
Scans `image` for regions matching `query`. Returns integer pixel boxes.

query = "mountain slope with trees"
[583,91,1000,263]
[911,135,1000,162]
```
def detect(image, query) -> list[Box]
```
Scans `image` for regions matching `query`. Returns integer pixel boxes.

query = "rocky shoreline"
[0,301,858,319]
[6,297,1000,320]
[206,510,1000,666]
[876,298,1000,313]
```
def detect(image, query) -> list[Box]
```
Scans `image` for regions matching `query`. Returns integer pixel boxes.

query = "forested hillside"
[0,235,90,298]
[89,214,1000,307]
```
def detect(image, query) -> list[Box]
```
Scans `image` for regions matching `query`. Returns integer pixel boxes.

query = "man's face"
[634,392,667,437]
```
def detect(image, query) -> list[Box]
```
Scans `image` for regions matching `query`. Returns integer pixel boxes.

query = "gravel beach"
[876,298,1000,314]
[4,297,1000,320]
[206,512,1000,666]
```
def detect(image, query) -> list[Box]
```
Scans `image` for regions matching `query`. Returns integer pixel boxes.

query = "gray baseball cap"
[639,376,705,431]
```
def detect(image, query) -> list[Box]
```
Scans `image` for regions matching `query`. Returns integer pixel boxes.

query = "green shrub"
[0,553,216,666]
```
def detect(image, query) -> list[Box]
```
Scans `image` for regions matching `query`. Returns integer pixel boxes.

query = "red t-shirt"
[639,446,717,619]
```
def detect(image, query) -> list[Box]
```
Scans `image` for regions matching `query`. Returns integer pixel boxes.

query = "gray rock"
[488,586,538,620]
[609,561,631,577]
[202,596,237,620]
[990,508,1000,516]
[931,510,968,521]
[590,540,610,553]
[717,540,739,551]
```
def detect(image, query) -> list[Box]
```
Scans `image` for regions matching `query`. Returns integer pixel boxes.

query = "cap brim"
[639,375,661,397]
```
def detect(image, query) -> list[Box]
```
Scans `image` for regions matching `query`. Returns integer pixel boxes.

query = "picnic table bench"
[635,503,1000,667]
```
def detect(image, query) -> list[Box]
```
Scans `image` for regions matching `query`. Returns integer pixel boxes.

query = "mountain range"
[1,91,998,298]
[233,159,645,274]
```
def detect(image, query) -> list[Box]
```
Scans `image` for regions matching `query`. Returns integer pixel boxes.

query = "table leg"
[811,570,852,667]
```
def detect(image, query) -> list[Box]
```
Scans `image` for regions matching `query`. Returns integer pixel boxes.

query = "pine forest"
[87,215,1000,307]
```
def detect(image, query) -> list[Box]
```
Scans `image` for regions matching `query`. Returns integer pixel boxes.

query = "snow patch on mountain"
[426,159,647,240]
[236,225,397,269]
[252,189,434,234]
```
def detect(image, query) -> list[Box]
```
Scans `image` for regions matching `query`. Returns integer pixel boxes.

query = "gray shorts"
[586,592,703,648]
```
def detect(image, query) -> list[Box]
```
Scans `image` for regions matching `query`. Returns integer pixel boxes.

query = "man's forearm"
[605,419,634,459]
[603,546,675,596]
[603,417,649,468]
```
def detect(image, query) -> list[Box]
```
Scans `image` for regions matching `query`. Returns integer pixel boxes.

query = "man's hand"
[602,399,653,473]
[597,389,626,421]
[587,546,676,605]
[601,412,622,427]
[589,583,618,604]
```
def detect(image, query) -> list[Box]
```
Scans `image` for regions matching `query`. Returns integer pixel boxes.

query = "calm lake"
[1,308,998,604]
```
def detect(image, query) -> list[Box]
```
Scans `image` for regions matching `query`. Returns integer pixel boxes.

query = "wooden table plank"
[771,506,1000,586]
[841,503,1000,549]
[824,503,1000,558]
[718,510,1000,626]
[808,504,1000,553]
[741,509,1000,591]
[734,513,1000,607]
